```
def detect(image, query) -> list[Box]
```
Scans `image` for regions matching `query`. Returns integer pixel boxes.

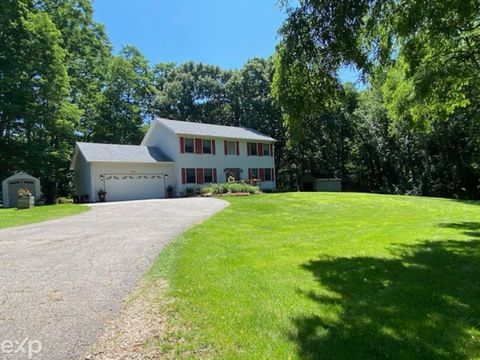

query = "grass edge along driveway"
[145,192,480,359]
[0,204,89,229]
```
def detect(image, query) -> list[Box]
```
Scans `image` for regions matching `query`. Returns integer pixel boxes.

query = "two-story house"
[70,118,276,202]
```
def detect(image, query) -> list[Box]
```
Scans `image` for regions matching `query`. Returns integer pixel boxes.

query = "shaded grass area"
[0,204,89,229]
[146,193,480,359]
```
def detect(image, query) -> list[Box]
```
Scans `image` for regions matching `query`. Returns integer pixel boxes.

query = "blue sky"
[93,0,360,83]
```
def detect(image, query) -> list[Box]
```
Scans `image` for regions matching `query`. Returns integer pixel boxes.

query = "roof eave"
[174,132,276,142]
[88,160,174,164]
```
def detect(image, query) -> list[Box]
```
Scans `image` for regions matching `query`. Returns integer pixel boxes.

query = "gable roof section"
[71,142,173,169]
[155,117,275,142]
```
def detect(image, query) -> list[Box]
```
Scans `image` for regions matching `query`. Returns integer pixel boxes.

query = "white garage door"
[104,174,165,202]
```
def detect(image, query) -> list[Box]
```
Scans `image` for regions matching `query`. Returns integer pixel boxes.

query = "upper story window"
[247,142,272,156]
[180,137,215,155]
[248,142,257,156]
[202,139,212,154]
[185,138,194,153]
[263,144,270,156]
[226,141,236,155]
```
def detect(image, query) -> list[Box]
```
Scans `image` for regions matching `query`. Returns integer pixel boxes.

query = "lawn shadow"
[439,222,480,238]
[291,234,480,359]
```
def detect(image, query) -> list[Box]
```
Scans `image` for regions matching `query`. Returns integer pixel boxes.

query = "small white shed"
[2,172,41,208]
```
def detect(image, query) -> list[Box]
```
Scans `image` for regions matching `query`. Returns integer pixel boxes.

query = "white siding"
[175,137,276,192]
[141,121,180,162]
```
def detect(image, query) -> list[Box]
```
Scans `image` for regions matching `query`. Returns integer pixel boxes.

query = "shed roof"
[155,117,275,142]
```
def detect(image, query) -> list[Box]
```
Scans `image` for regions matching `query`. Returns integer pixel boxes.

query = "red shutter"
[259,168,265,181]
[181,168,186,184]
[247,142,251,156]
[213,168,217,183]
[248,168,252,179]
[258,143,263,157]
[212,140,216,155]
[270,143,273,156]
[180,137,185,153]
[196,168,204,184]
[272,168,276,181]
[195,138,202,154]
[224,140,228,155]
[236,141,240,155]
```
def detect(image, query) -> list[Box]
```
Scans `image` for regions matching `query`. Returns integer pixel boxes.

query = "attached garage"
[103,173,165,201]
[71,143,175,202]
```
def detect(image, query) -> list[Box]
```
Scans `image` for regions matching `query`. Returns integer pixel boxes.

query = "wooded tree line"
[1,0,479,201]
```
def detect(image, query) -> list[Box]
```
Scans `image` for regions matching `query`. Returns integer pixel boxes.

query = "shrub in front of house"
[201,182,261,195]
[56,197,73,204]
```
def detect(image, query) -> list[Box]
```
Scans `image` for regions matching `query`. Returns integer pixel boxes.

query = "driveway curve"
[0,198,228,359]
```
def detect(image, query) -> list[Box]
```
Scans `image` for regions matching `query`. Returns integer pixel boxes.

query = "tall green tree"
[0,0,80,202]
[93,46,157,144]
[274,0,480,198]
[40,0,112,141]
[152,61,234,124]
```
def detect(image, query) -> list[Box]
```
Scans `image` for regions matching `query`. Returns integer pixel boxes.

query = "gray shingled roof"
[156,117,275,141]
[76,142,173,163]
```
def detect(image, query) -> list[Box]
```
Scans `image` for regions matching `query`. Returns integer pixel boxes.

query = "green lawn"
[0,204,89,229]
[146,193,480,359]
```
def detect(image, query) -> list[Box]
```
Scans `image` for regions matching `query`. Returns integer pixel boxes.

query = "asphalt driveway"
[0,198,228,359]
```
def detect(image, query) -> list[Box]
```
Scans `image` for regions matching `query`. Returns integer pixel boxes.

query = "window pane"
[249,142,257,156]
[263,144,270,156]
[227,141,236,155]
[185,138,194,153]
[186,168,196,183]
[202,139,211,154]
[204,168,213,183]
[225,168,240,181]
[251,168,259,179]
[264,168,272,181]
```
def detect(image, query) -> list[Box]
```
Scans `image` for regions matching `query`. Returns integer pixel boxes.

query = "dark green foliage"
[273,0,480,199]
[93,46,157,144]
[0,0,80,203]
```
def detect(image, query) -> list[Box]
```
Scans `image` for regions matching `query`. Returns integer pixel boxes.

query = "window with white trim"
[225,168,241,181]
[185,138,194,153]
[263,144,270,156]
[186,168,196,183]
[202,139,212,154]
[226,141,236,155]
[264,168,272,181]
[204,168,213,183]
